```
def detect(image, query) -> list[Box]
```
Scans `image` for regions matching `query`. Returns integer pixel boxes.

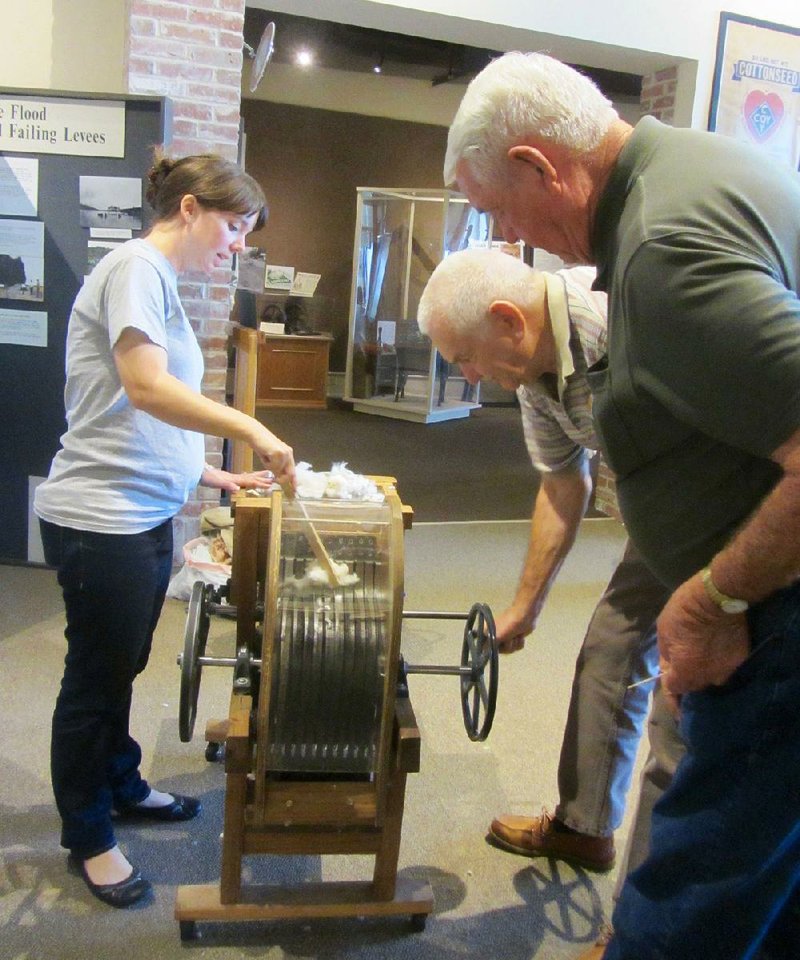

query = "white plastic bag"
[166,536,231,601]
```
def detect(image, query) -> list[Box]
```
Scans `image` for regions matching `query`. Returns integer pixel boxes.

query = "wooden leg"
[372,767,407,900]
[220,771,247,904]
[220,693,252,905]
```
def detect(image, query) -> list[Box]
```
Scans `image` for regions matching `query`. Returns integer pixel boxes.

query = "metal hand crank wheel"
[460,603,498,741]
[179,580,213,742]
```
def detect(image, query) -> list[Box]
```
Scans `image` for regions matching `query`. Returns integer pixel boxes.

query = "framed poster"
[708,13,800,170]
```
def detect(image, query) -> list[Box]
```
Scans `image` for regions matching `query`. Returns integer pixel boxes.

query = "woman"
[34,152,296,908]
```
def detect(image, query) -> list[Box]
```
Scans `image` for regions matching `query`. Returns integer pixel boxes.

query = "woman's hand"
[201,466,275,492]
[250,426,297,493]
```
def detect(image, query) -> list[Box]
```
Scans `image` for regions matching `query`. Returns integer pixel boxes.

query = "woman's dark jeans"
[40,518,173,859]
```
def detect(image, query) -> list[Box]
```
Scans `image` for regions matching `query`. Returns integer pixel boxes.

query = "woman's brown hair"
[145,150,268,230]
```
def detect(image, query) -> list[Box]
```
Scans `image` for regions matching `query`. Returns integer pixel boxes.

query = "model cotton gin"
[175,474,500,939]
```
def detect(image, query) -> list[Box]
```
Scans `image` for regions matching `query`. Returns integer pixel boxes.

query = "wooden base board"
[175,876,434,927]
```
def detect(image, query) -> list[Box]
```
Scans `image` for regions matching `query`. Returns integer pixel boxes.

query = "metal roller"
[265,563,387,774]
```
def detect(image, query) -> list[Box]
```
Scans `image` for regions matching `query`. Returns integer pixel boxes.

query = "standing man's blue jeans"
[40,518,173,860]
[606,580,800,959]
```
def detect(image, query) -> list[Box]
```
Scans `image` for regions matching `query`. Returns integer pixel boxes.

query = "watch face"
[721,598,749,614]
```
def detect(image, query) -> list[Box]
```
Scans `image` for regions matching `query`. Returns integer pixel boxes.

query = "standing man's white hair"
[417,248,539,338]
[444,52,620,186]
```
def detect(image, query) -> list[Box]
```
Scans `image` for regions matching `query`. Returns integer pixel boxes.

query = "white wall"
[1,0,125,94]
[1,0,52,90]
[251,0,800,127]
[2,0,798,125]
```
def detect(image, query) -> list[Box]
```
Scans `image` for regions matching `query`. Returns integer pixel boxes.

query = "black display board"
[0,90,170,563]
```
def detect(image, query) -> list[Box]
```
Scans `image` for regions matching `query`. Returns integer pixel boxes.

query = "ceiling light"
[295,49,314,68]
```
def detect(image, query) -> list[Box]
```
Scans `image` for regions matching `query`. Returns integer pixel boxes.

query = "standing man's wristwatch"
[701,566,749,614]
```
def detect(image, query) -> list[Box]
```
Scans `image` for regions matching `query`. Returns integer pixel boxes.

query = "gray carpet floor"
[0,517,635,960]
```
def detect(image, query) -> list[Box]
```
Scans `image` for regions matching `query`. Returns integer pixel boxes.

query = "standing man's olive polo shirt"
[590,116,800,587]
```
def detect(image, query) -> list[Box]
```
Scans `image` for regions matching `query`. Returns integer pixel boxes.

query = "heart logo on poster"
[743,90,785,142]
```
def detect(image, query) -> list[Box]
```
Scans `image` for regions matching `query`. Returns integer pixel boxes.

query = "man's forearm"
[512,464,592,623]
[709,460,800,602]
[656,429,800,695]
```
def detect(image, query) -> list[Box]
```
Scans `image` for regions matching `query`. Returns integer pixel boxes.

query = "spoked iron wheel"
[179,580,213,742]
[460,603,498,742]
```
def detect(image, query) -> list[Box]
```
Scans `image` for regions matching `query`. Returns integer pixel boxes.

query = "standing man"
[444,51,800,959]
[417,248,679,885]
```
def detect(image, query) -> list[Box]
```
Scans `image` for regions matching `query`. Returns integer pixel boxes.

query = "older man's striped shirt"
[517,266,608,473]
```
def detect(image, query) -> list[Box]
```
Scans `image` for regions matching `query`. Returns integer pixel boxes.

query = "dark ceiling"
[244,9,643,99]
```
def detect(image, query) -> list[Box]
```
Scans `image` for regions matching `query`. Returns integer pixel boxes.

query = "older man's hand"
[657,572,750,703]
[494,605,535,654]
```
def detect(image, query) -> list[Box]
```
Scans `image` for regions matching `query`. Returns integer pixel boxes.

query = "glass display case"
[344,187,493,423]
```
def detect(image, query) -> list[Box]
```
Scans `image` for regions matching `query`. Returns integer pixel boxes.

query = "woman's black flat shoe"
[67,856,151,908]
[118,793,202,823]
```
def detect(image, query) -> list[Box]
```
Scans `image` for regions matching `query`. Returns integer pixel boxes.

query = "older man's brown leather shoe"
[575,946,607,960]
[488,809,615,871]
[575,921,614,958]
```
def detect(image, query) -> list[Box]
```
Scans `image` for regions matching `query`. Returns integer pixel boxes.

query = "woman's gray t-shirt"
[35,238,205,534]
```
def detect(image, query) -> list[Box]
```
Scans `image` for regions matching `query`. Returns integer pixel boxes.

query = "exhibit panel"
[0,88,169,563]
[344,187,491,424]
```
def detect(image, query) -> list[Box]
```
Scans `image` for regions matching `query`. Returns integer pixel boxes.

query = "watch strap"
[701,566,749,614]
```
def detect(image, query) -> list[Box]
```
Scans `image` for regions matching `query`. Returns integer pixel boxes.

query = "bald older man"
[418,249,681,916]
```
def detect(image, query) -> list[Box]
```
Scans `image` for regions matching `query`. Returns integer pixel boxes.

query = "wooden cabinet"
[256,333,332,409]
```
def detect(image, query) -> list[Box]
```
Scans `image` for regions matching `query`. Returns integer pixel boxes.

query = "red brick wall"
[125,0,246,561]
[640,65,678,125]
[593,65,678,522]
[593,458,620,521]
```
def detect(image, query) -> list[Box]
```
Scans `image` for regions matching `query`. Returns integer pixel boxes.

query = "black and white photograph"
[86,238,124,274]
[79,175,142,229]
[237,245,267,292]
[0,217,44,301]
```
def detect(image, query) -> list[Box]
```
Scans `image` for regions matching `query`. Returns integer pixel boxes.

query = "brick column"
[124,0,246,561]
[592,457,620,521]
[592,65,679,522]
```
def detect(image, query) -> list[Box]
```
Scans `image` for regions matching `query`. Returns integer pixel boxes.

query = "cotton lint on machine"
[174,474,498,938]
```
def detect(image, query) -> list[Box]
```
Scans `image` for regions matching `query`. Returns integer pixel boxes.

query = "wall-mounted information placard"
[0,95,126,158]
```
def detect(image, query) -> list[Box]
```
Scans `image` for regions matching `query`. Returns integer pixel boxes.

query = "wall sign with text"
[0,96,126,158]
